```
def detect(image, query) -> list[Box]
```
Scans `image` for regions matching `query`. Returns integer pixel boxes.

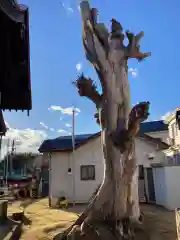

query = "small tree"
[59,1,151,239]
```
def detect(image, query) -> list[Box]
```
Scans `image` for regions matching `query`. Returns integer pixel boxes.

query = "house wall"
[71,136,104,203]
[50,152,72,201]
[153,166,180,210]
[146,131,168,144]
[135,138,165,167]
[48,136,165,206]
[50,136,104,205]
[168,118,180,146]
[164,166,180,209]
[153,167,167,207]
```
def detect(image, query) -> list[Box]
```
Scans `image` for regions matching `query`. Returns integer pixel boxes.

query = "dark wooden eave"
[0,1,32,112]
[0,110,7,136]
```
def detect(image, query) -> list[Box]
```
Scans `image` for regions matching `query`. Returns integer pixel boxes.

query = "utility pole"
[72,108,76,206]
[9,139,15,175]
[5,138,10,186]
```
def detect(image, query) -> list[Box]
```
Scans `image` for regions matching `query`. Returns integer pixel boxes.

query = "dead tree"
[58,1,151,239]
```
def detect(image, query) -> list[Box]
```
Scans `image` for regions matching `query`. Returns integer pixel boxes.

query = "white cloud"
[76,62,82,72]
[57,129,71,136]
[49,128,55,132]
[161,111,172,121]
[129,68,138,78]
[48,106,81,116]
[61,2,74,13]
[65,123,72,128]
[1,121,47,159]
[57,129,66,133]
[40,122,48,129]
[75,108,81,113]
[67,7,73,12]
[77,5,80,11]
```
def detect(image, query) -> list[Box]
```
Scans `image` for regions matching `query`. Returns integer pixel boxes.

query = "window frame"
[80,165,95,181]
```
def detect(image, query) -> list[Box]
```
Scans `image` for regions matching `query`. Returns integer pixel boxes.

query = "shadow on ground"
[0,218,20,239]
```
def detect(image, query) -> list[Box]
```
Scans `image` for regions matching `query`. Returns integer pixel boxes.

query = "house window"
[80,165,95,180]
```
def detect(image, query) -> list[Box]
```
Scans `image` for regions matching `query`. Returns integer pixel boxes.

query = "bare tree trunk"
[58,1,151,239]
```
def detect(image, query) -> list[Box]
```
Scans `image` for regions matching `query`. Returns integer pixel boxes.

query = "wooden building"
[0,0,31,112]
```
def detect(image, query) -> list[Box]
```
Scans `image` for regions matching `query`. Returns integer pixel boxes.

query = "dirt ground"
[6,199,177,240]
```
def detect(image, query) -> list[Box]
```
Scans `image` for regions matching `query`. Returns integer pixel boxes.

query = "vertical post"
[10,139,15,175]
[9,140,12,176]
[72,109,76,206]
[0,136,3,175]
[48,152,52,207]
[5,139,9,186]
[0,136,2,161]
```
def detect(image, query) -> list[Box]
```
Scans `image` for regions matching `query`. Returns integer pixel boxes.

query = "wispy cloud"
[65,123,72,128]
[57,129,66,133]
[129,68,138,78]
[48,106,81,116]
[49,128,55,132]
[161,111,172,121]
[1,121,47,159]
[76,62,82,72]
[40,122,48,129]
[61,2,74,13]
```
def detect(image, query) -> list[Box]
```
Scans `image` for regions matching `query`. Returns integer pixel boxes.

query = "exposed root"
[61,216,147,240]
[55,210,145,240]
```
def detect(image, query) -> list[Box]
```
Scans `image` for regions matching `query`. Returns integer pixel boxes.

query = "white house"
[39,120,169,207]
[152,108,180,210]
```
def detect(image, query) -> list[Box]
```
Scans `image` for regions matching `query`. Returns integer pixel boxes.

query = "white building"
[39,120,169,207]
[152,108,180,210]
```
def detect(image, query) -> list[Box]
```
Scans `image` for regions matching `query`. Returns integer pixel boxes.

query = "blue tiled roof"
[140,120,168,134]
[39,120,168,152]
[39,133,94,152]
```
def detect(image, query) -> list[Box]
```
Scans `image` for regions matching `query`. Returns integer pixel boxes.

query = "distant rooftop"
[139,120,168,134]
[39,120,168,153]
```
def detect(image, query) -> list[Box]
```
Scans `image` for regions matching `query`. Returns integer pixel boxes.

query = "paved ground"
[141,204,177,240]
[1,199,177,239]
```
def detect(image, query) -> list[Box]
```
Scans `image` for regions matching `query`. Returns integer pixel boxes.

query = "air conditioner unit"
[147,153,155,160]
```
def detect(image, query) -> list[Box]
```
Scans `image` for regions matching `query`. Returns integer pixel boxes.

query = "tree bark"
[58,1,151,239]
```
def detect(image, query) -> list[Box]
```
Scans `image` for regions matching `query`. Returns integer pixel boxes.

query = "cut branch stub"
[128,101,150,127]
[110,102,150,152]
[126,30,151,61]
[127,101,150,138]
[73,74,102,106]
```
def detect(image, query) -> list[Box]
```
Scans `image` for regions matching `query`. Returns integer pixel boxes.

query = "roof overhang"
[39,131,169,153]
[0,0,27,23]
[0,110,7,136]
[164,108,180,124]
[0,1,32,112]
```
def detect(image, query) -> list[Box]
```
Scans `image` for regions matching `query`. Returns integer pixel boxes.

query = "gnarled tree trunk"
[58,1,151,239]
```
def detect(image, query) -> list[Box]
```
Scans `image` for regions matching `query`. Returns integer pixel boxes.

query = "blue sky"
[3,0,180,154]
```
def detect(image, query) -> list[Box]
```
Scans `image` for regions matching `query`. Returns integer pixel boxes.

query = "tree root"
[54,214,148,240]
